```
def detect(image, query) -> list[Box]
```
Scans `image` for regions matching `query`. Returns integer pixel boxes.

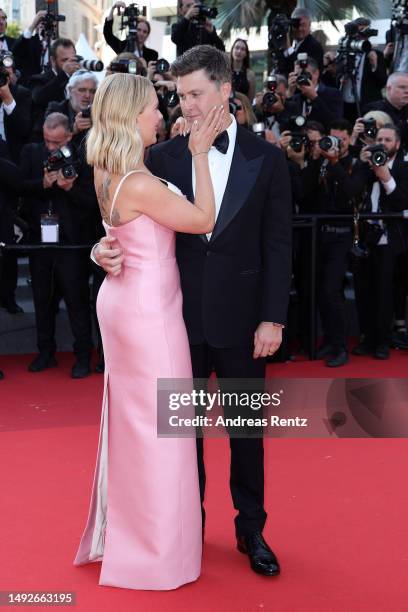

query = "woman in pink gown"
[73,74,224,589]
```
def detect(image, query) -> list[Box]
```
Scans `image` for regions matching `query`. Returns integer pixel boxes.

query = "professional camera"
[358,117,378,139]
[81,105,92,119]
[288,115,308,152]
[45,145,78,179]
[109,58,139,75]
[39,0,65,46]
[252,122,266,139]
[268,13,301,52]
[262,75,278,115]
[193,2,218,23]
[74,55,104,72]
[155,58,170,74]
[319,135,341,152]
[0,51,13,87]
[337,20,378,63]
[118,3,147,53]
[296,52,312,87]
[160,89,179,108]
[365,144,389,166]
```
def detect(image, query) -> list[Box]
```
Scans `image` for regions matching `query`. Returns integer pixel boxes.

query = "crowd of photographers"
[1,1,408,379]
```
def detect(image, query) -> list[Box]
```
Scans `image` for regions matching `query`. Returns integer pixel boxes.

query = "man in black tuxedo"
[171,0,225,56]
[278,7,324,77]
[104,1,158,63]
[0,8,16,52]
[94,45,292,577]
[286,57,344,130]
[352,125,408,359]
[11,10,49,86]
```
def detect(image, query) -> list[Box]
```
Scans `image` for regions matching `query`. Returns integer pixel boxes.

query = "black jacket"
[171,17,225,57]
[20,141,102,245]
[29,68,70,140]
[359,51,387,108]
[2,83,32,162]
[286,82,344,130]
[12,34,44,86]
[0,139,21,243]
[103,19,158,63]
[278,34,324,76]
[0,35,16,51]
[145,126,292,347]
[45,99,76,129]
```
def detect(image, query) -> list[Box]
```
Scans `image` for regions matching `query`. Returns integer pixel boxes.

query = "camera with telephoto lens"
[289,115,308,152]
[45,145,78,180]
[365,144,389,166]
[119,3,147,52]
[0,51,13,87]
[252,122,266,139]
[110,58,139,75]
[261,75,278,115]
[155,58,170,74]
[336,20,378,77]
[40,0,66,38]
[74,55,104,72]
[268,13,301,51]
[359,117,378,139]
[193,1,218,23]
[319,135,341,152]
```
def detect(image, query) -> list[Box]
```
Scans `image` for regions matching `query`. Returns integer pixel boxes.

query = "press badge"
[41,214,59,243]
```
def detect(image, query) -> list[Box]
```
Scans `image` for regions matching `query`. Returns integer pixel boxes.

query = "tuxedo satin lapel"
[210,142,264,243]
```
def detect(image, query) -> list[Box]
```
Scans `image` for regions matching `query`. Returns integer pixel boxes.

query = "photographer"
[11,10,49,86]
[45,70,98,142]
[254,74,291,139]
[350,110,393,154]
[104,2,158,63]
[339,18,387,123]
[171,0,224,56]
[286,56,343,130]
[353,125,408,359]
[363,72,408,152]
[29,38,79,140]
[297,119,366,365]
[20,112,99,378]
[0,51,32,162]
[278,8,323,77]
[0,8,16,51]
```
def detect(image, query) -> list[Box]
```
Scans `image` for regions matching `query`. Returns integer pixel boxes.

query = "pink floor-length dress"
[73,171,202,590]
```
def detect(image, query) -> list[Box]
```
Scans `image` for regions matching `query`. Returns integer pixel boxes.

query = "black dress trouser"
[29,249,93,357]
[190,343,267,537]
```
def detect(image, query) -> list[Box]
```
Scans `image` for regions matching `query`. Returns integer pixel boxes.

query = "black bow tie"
[213,130,229,154]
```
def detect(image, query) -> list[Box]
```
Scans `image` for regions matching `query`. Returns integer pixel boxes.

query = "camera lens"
[156,59,170,74]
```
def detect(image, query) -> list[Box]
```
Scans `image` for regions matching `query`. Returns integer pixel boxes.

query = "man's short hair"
[330,119,353,135]
[43,112,70,132]
[387,71,408,87]
[50,38,75,59]
[171,45,231,85]
[305,120,325,134]
[306,57,319,73]
[378,123,401,141]
[67,70,98,92]
[291,7,312,21]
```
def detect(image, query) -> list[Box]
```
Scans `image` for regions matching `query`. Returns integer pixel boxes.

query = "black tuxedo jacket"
[145,127,292,347]
[0,139,21,243]
[359,50,387,107]
[12,34,43,85]
[103,19,158,62]
[286,82,344,129]
[0,35,16,51]
[278,34,324,76]
[360,157,408,254]
[2,83,32,162]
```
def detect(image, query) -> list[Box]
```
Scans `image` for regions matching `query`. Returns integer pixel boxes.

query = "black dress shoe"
[28,353,57,372]
[326,349,349,368]
[71,357,91,379]
[390,331,408,350]
[374,345,390,360]
[0,298,24,314]
[0,369,4,380]
[352,342,373,356]
[237,532,280,576]
[315,344,333,360]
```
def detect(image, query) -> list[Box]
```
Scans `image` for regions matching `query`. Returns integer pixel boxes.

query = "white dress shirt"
[192,114,237,239]
[0,99,16,141]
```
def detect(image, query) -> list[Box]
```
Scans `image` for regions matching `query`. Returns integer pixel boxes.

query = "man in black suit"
[104,1,158,63]
[20,112,99,378]
[94,45,292,577]
[286,57,344,130]
[340,18,387,123]
[171,0,225,56]
[278,7,324,77]
[363,72,408,153]
[352,125,408,359]
[11,10,49,86]
[0,8,16,52]
[29,38,80,141]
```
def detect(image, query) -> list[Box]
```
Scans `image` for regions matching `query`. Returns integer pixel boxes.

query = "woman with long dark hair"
[230,38,256,102]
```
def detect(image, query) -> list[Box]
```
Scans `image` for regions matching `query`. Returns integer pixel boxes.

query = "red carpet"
[1,352,408,611]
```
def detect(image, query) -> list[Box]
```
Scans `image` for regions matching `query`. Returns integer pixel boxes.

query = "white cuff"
[90,243,100,266]
[382,176,396,195]
[3,99,16,115]
[23,28,33,39]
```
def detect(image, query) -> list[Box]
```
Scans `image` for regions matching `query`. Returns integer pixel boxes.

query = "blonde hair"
[363,110,393,128]
[86,73,153,174]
